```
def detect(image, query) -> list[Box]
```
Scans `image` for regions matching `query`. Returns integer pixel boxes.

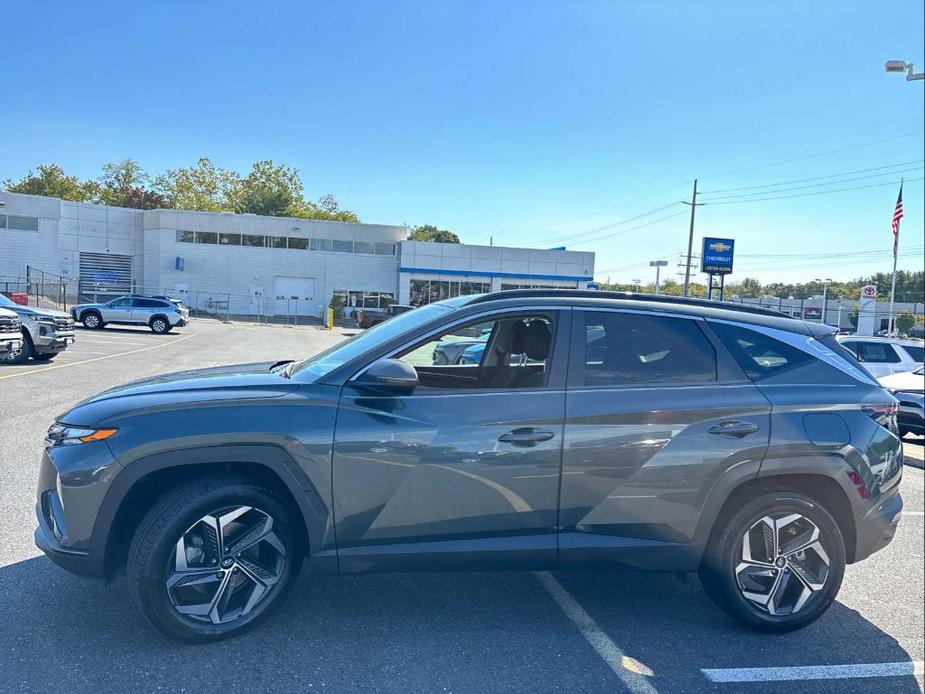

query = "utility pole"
[682,179,702,296]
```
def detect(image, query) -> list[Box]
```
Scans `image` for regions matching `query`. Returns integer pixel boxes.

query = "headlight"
[45,423,118,447]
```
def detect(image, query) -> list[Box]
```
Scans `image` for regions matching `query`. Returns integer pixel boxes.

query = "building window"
[332,239,353,253]
[334,290,395,315]
[242,234,266,247]
[501,282,562,291]
[375,242,395,255]
[310,238,333,251]
[410,279,491,306]
[176,230,195,243]
[287,237,310,250]
[270,236,287,249]
[219,233,241,246]
[195,231,218,244]
[0,214,39,231]
[353,241,374,254]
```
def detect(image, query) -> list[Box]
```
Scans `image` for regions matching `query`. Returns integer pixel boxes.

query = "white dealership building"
[0,191,595,317]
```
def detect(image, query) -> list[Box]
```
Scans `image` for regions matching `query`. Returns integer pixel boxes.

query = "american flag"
[892,182,904,257]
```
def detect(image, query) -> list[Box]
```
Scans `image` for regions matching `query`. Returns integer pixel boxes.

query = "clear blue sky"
[3,1,923,285]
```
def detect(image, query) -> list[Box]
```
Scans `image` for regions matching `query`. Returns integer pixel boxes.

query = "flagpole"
[887,178,902,335]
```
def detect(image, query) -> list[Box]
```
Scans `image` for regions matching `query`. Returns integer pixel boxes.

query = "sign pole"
[888,242,899,335]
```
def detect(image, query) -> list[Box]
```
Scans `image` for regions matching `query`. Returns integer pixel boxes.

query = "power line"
[703,176,924,206]
[700,132,924,180]
[698,160,924,195]
[698,166,924,202]
[567,209,689,248]
[531,202,683,246]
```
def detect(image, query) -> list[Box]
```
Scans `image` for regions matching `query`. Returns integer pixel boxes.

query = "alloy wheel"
[85,314,100,328]
[152,319,167,333]
[166,506,287,625]
[735,512,830,616]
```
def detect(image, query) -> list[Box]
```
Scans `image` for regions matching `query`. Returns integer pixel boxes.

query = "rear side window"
[581,312,716,386]
[902,345,924,362]
[855,342,901,364]
[709,321,811,380]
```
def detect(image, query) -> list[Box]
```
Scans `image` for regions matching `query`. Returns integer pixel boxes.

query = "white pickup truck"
[0,307,23,358]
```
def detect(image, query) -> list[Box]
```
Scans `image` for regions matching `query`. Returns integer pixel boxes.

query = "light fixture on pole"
[632,278,642,292]
[650,260,669,294]
[814,278,833,325]
[885,60,924,81]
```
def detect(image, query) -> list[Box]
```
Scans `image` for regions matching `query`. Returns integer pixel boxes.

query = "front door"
[332,310,570,572]
[105,297,135,322]
[559,309,771,569]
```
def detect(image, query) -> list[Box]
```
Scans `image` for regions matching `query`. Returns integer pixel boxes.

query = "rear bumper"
[853,487,903,563]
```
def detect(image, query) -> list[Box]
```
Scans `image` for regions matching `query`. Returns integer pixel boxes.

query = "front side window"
[582,312,716,386]
[109,298,132,308]
[398,314,554,390]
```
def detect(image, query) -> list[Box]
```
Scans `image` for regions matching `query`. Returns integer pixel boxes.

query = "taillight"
[863,402,899,435]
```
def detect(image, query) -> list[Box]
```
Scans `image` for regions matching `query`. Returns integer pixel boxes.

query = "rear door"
[559,309,770,569]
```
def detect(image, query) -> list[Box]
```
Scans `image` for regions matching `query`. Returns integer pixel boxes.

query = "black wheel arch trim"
[92,444,334,577]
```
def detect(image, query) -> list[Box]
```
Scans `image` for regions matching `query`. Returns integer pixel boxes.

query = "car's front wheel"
[127,476,303,642]
[82,312,103,329]
[699,491,845,633]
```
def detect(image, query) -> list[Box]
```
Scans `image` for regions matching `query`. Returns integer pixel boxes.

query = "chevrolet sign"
[701,237,735,275]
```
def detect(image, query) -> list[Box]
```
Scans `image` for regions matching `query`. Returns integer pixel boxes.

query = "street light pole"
[650,260,668,294]
[814,278,833,325]
[885,60,925,81]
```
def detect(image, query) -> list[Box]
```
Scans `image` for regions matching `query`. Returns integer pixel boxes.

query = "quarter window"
[710,321,811,380]
[582,312,716,386]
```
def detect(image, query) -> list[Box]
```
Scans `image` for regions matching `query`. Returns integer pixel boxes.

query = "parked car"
[432,326,493,364]
[71,295,189,334]
[836,335,924,378]
[0,307,24,358]
[879,366,925,437]
[36,290,903,642]
[355,303,413,329]
[0,293,75,364]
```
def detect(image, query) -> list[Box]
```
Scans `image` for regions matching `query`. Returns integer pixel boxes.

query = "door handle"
[498,428,555,446]
[709,421,759,438]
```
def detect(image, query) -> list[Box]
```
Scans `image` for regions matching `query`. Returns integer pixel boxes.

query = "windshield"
[289,302,456,381]
[0,294,16,308]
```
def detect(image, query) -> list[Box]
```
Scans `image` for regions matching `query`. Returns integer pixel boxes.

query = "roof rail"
[468,289,789,318]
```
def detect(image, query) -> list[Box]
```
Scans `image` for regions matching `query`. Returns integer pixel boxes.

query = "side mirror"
[356,358,418,395]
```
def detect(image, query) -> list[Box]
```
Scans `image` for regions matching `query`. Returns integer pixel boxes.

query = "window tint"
[817,335,873,377]
[109,298,132,307]
[856,342,901,363]
[902,345,924,362]
[398,315,554,390]
[582,312,716,386]
[709,321,811,380]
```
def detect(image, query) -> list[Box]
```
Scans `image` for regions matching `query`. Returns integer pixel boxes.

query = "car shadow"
[0,557,919,693]
[74,326,180,337]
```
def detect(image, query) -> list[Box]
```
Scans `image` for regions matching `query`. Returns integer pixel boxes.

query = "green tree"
[231,160,303,217]
[895,312,915,335]
[3,164,92,201]
[155,157,238,212]
[95,159,165,209]
[408,224,460,243]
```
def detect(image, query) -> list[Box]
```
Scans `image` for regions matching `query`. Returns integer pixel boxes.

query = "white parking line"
[0,333,195,380]
[534,571,658,694]
[701,661,924,683]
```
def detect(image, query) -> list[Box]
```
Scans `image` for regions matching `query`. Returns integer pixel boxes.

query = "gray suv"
[0,293,76,364]
[35,290,904,642]
[71,295,189,334]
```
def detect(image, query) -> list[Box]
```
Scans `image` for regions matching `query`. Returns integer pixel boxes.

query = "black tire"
[1,333,32,365]
[150,316,171,334]
[699,491,845,633]
[31,352,56,362]
[127,476,303,642]
[81,312,104,330]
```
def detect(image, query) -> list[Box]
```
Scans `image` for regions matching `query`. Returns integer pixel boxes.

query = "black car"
[36,290,903,642]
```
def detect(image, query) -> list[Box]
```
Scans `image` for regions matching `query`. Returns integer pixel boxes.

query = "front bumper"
[34,444,120,578]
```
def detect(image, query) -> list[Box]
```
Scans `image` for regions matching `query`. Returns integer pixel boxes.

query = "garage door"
[273,276,316,316]
[78,252,133,301]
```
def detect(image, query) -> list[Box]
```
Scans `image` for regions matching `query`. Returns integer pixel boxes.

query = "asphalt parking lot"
[0,319,922,693]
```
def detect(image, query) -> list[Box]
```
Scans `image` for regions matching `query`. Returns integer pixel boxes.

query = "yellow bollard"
[326,308,334,330]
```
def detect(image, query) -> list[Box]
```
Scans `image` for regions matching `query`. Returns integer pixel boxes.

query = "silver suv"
[0,293,75,364]
[71,296,189,334]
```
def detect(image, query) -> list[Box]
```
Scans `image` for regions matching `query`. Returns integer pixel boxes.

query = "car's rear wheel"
[82,312,103,329]
[699,491,845,633]
[150,317,170,334]
[127,476,303,642]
